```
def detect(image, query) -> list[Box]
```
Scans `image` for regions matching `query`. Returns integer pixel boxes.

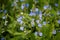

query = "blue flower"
[52,30,56,34]
[19,16,23,20]
[17,16,23,24]
[25,3,29,8]
[43,21,46,25]
[20,21,23,24]
[38,24,42,27]
[39,11,42,21]
[55,3,58,7]
[3,10,7,14]
[29,12,36,16]
[39,12,42,18]
[36,20,40,24]
[43,5,49,9]
[35,8,39,15]
[58,20,60,24]
[2,16,6,19]
[39,32,43,36]
[34,32,38,36]
[1,38,5,40]
[57,11,60,15]
[35,11,39,15]
[17,19,21,22]
[35,8,39,12]
[20,27,24,31]
[21,4,25,10]
[17,18,23,24]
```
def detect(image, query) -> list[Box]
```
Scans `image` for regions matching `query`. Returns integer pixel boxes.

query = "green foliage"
[0,0,60,40]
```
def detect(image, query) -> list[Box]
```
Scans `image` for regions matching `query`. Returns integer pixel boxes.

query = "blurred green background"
[0,0,60,40]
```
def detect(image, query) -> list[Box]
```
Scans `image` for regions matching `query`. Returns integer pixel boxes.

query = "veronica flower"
[36,20,40,24]
[2,16,6,19]
[29,12,36,16]
[18,16,24,20]
[57,11,60,15]
[1,37,5,40]
[39,11,42,17]
[17,17,23,24]
[17,18,21,22]
[43,5,49,9]
[35,8,39,15]
[35,8,39,12]
[25,3,29,8]
[21,4,25,10]
[38,24,42,27]
[52,30,56,34]
[39,11,42,21]
[43,21,46,25]
[55,3,58,7]
[39,32,43,36]
[58,20,60,24]
[17,19,23,24]
[3,10,7,14]
[20,27,24,31]
[39,12,42,18]
[34,32,38,36]
[20,21,23,24]
[29,12,33,16]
